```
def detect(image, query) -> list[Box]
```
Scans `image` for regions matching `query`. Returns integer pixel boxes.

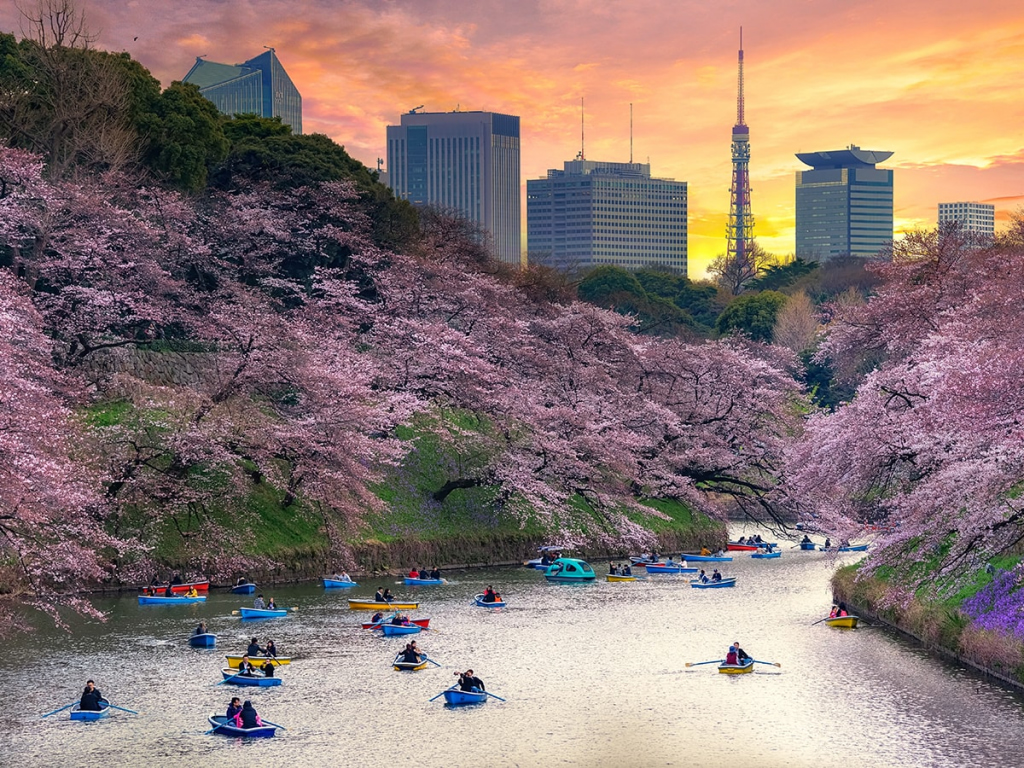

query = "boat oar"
[484,691,506,702]
[216,670,244,686]
[40,701,77,718]
[684,659,725,667]
[752,660,781,668]
[429,686,457,702]
[811,617,830,626]
[104,702,139,715]
[259,718,287,730]
[204,720,231,735]
[422,656,442,667]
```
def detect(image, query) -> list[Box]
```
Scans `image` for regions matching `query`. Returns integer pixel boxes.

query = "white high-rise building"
[527,160,687,273]
[386,110,521,266]
[938,202,995,237]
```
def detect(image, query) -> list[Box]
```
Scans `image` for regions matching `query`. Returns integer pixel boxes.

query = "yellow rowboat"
[393,660,429,671]
[225,655,292,668]
[825,615,859,629]
[606,574,638,582]
[718,660,755,674]
[348,599,419,610]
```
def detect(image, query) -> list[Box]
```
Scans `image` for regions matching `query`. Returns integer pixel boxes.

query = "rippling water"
[4,544,1024,768]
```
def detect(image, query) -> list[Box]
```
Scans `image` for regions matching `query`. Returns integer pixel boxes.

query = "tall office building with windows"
[183,49,302,134]
[938,202,995,236]
[527,160,687,273]
[795,145,893,261]
[386,110,521,266]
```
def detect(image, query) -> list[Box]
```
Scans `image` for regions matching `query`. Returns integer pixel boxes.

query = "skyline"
[1,0,1022,277]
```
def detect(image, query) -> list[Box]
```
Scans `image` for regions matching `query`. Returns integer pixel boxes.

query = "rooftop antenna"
[630,102,633,164]
[408,105,424,114]
[581,97,585,161]
[263,45,275,53]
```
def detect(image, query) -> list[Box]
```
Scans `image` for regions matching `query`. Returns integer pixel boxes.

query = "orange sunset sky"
[3,0,1022,278]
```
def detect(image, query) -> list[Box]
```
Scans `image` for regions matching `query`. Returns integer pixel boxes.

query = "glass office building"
[386,111,521,266]
[183,49,302,134]
[938,202,995,237]
[795,146,893,261]
[527,160,687,273]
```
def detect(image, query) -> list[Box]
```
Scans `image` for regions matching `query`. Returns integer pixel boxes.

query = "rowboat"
[381,622,422,636]
[393,659,429,671]
[442,688,487,705]
[189,632,217,648]
[238,607,288,619]
[606,574,638,582]
[644,563,697,574]
[691,577,737,589]
[683,554,733,562]
[837,544,869,552]
[825,615,859,628]
[138,595,206,605]
[799,542,817,551]
[231,582,256,594]
[323,577,359,588]
[727,543,760,551]
[403,577,446,586]
[220,668,282,687]
[362,618,430,629]
[207,714,277,738]
[146,580,209,595]
[70,702,109,721]
[349,599,419,610]
[226,655,292,668]
[629,556,659,565]
[474,594,507,607]
[751,551,781,559]
[544,557,597,582]
[718,659,755,674]
[525,546,566,569]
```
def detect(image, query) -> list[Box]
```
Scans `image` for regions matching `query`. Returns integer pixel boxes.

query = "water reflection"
[4,549,1023,767]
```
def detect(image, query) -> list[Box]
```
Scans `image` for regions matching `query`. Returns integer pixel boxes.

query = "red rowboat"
[141,580,210,595]
[726,543,759,552]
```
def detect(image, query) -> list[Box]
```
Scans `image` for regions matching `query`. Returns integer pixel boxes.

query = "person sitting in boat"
[840,539,851,549]
[829,604,839,618]
[338,570,352,582]
[430,567,441,580]
[398,643,423,664]
[237,656,257,676]
[238,700,262,729]
[482,586,499,603]
[456,669,485,692]
[371,611,384,624]
[264,639,278,658]
[699,546,711,556]
[171,573,183,586]
[609,563,618,575]
[383,588,395,602]
[837,602,849,617]
[622,563,632,576]
[824,538,832,550]
[253,594,266,609]
[266,597,277,610]
[164,584,174,597]
[226,697,242,720]
[725,647,738,665]
[80,680,104,711]
[246,637,263,657]
[185,586,199,597]
[408,567,419,579]
[261,660,276,677]
[698,569,709,583]
[753,535,763,544]
[390,613,404,625]
[374,588,386,602]
[711,569,723,582]
[236,577,247,586]
[193,621,208,636]
[540,553,553,566]
[737,536,747,545]
[801,535,812,545]
[731,642,750,663]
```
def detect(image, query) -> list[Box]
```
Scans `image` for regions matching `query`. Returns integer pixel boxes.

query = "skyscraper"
[182,49,302,134]
[795,146,894,261]
[726,30,754,266]
[386,110,521,266]
[938,202,995,237]
[527,160,687,273]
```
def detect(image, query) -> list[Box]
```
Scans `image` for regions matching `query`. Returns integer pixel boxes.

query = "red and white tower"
[726,28,754,265]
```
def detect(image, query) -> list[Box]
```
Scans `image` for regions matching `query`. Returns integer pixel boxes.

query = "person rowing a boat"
[246,637,263,657]
[726,642,750,666]
[397,643,423,665]
[80,680,105,711]
[226,697,242,720]
[253,594,266,609]
[456,669,485,692]
[699,546,711,556]
[237,655,257,676]
[697,569,709,583]
[430,566,441,579]
[370,611,384,624]
[482,586,501,603]
[408,567,420,578]
[801,535,812,545]
[621,562,632,576]
[237,700,262,729]
[193,621,208,636]
[711,569,722,582]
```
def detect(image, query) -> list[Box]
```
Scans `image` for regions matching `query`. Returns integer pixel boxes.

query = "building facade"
[386,111,521,266]
[938,202,995,236]
[795,145,893,261]
[527,160,687,274]
[183,49,302,134]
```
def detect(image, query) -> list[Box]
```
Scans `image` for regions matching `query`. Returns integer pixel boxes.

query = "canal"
[4,544,1023,767]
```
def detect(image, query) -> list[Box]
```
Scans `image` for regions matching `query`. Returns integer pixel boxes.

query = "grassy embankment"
[832,551,1024,685]
[86,402,725,580]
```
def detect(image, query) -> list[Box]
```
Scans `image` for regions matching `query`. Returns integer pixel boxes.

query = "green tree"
[746,258,818,292]
[716,290,788,342]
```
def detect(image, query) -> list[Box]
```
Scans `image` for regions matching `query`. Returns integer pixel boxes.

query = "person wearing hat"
[457,669,485,692]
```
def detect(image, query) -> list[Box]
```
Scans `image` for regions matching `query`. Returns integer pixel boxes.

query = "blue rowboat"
[381,622,422,636]
[474,594,507,607]
[751,551,781,559]
[238,607,288,619]
[138,595,206,605]
[403,577,445,586]
[837,544,869,552]
[220,668,282,687]
[544,557,597,582]
[70,702,109,721]
[442,688,487,705]
[323,577,359,589]
[799,542,816,551]
[691,577,737,589]
[683,554,733,562]
[189,632,217,648]
[231,582,256,594]
[644,563,697,574]
[207,714,277,738]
